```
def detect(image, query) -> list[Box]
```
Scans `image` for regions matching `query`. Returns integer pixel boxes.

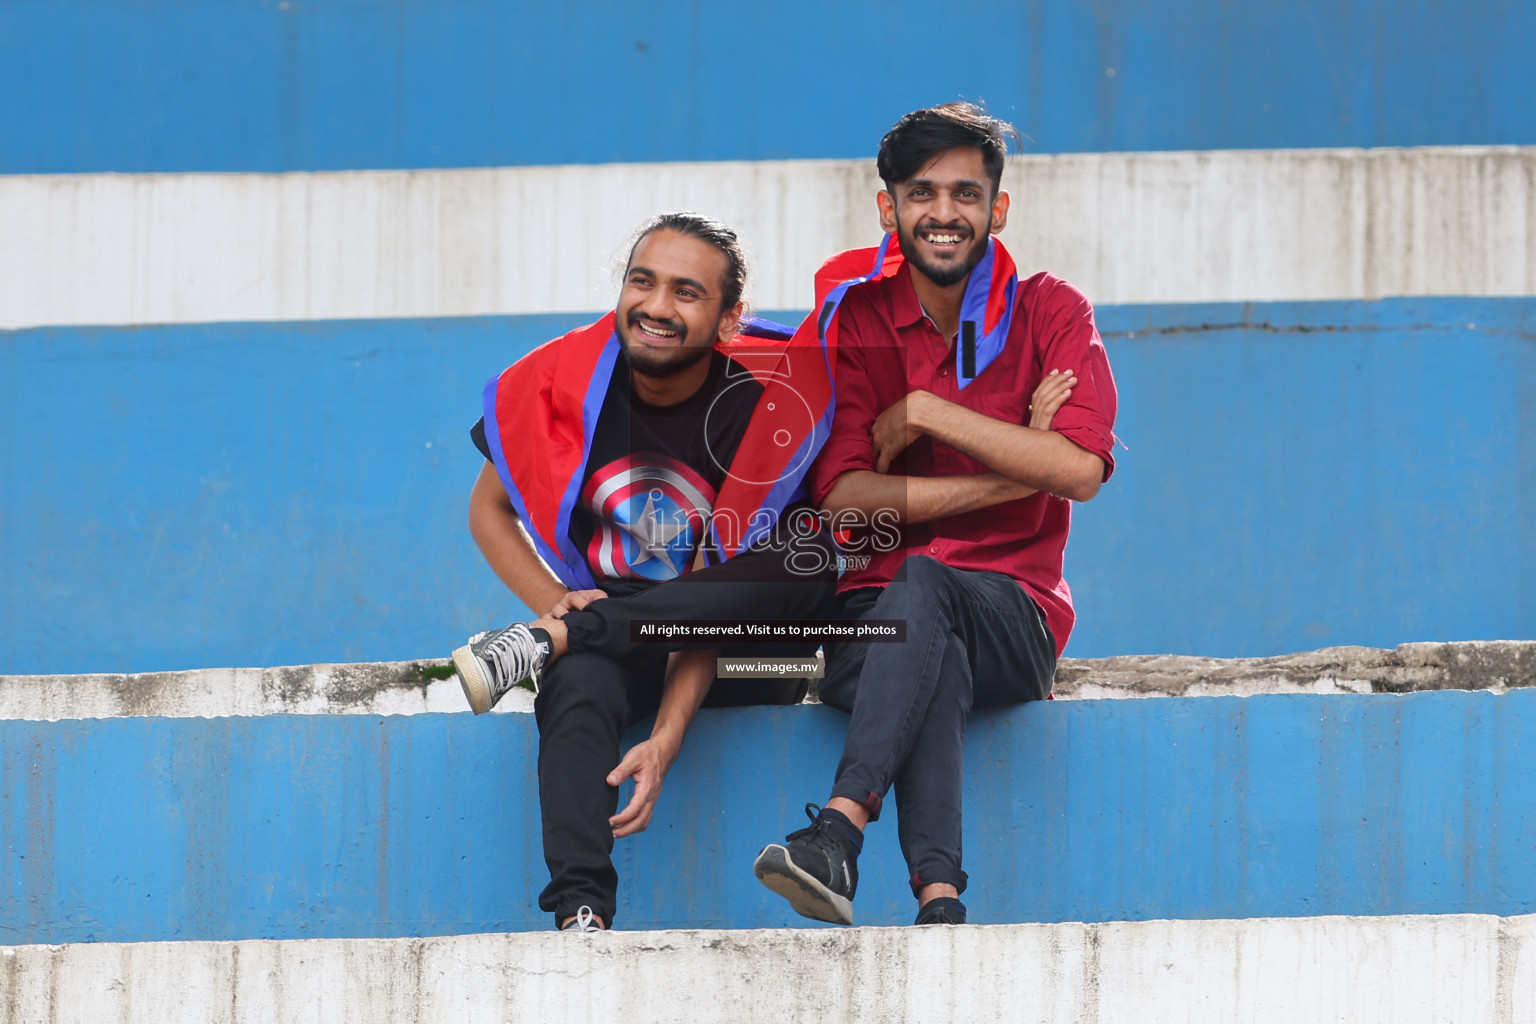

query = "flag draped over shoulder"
[479,311,830,591]
[480,232,1020,591]
[818,232,1020,386]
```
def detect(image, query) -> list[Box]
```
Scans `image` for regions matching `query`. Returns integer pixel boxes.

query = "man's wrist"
[646,725,685,761]
[919,389,969,441]
[909,389,942,436]
[535,585,571,616]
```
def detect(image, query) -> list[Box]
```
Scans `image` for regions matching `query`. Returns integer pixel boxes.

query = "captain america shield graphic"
[582,454,716,581]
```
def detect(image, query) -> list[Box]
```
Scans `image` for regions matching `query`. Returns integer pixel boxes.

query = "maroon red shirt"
[808,263,1118,656]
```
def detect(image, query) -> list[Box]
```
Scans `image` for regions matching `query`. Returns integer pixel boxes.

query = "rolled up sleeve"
[1037,281,1119,482]
[808,339,879,504]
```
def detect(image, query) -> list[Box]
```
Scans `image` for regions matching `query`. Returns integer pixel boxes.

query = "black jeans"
[533,524,837,925]
[819,555,1056,897]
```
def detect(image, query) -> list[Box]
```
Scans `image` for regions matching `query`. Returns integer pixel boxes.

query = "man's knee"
[896,554,956,588]
[875,555,954,613]
[534,652,632,730]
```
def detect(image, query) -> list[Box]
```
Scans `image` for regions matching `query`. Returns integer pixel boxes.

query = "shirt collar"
[885,262,929,329]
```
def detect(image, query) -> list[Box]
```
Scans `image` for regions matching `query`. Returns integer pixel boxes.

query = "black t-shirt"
[473,349,764,583]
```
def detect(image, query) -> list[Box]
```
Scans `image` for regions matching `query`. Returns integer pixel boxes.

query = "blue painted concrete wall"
[2,299,1530,674]
[1,690,1532,942]
[1,0,1532,174]
[1072,299,1536,657]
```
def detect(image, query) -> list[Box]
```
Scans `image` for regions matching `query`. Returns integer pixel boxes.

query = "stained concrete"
[0,660,514,721]
[2,642,1531,721]
[3,146,1533,330]
[1,913,1532,1024]
[1050,640,1536,699]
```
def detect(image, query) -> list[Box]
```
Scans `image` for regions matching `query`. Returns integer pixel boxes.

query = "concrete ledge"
[2,642,1531,721]
[0,660,498,722]
[7,302,1531,673]
[3,914,1533,1024]
[1051,640,1536,699]
[4,692,1534,941]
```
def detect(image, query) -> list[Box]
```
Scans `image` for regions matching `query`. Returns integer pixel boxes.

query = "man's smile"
[629,314,685,344]
[915,224,973,255]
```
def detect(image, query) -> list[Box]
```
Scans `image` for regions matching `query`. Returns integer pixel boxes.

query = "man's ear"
[716,302,744,343]
[990,190,1010,234]
[876,190,898,234]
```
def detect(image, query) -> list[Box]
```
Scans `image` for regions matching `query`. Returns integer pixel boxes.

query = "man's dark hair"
[876,102,1020,193]
[627,211,748,312]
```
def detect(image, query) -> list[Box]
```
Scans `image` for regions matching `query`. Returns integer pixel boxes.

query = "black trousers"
[819,555,1056,898]
[533,524,837,925]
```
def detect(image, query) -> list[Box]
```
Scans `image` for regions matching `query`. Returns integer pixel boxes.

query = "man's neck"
[910,269,969,346]
[630,355,712,407]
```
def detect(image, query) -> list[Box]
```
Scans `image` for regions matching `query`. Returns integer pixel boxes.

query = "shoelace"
[785,802,837,848]
[483,625,542,691]
[783,803,855,895]
[566,906,600,932]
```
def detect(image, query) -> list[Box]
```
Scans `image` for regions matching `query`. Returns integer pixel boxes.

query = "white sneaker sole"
[452,645,492,715]
[753,844,854,925]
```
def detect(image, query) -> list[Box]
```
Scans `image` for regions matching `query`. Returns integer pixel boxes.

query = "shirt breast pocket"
[934,391,1028,475]
[965,390,1028,427]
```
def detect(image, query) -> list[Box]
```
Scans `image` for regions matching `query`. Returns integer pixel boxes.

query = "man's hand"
[607,736,680,838]
[545,589,608,619]
[1028,369,1077,431]
[871,372,1077,473]
[872,390,933,473]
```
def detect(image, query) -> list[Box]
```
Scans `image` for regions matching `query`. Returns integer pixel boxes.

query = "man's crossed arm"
[822,370,1105,523]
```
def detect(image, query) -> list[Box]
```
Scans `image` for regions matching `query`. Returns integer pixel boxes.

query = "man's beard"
[897,217,991,288]
[618,311,714,378]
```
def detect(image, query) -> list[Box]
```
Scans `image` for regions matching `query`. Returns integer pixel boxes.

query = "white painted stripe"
[1,146,1532,329]
[1,643,1527,721]
[2,914,1532,1023]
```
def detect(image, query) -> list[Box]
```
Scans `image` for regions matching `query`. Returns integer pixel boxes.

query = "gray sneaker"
[452,623,551,713]
[560,906,603,932]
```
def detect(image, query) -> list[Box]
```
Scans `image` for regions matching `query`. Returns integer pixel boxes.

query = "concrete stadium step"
[2,641,1531,720]
[8,301,1531,674]
[3,146,1534,330]
[4,913,1534,1024]
[2,644,1534,942]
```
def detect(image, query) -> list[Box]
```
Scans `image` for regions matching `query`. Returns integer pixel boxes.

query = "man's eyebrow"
[630,264,711,295]
[903,177,986,191]
[670,275,711,295]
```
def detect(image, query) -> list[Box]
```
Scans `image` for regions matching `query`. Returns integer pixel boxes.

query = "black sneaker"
[753,804,859,925]
[452,622,551,714]
[914,896,967,925]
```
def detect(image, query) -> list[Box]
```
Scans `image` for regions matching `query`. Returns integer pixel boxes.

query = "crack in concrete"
[1103,321,1536,340]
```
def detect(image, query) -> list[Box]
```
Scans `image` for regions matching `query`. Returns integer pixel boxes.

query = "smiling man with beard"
[454,212,838,932]
[753,103,1119,927]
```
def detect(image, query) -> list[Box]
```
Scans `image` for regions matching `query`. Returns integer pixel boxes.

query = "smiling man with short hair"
[753,103,1119,927]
